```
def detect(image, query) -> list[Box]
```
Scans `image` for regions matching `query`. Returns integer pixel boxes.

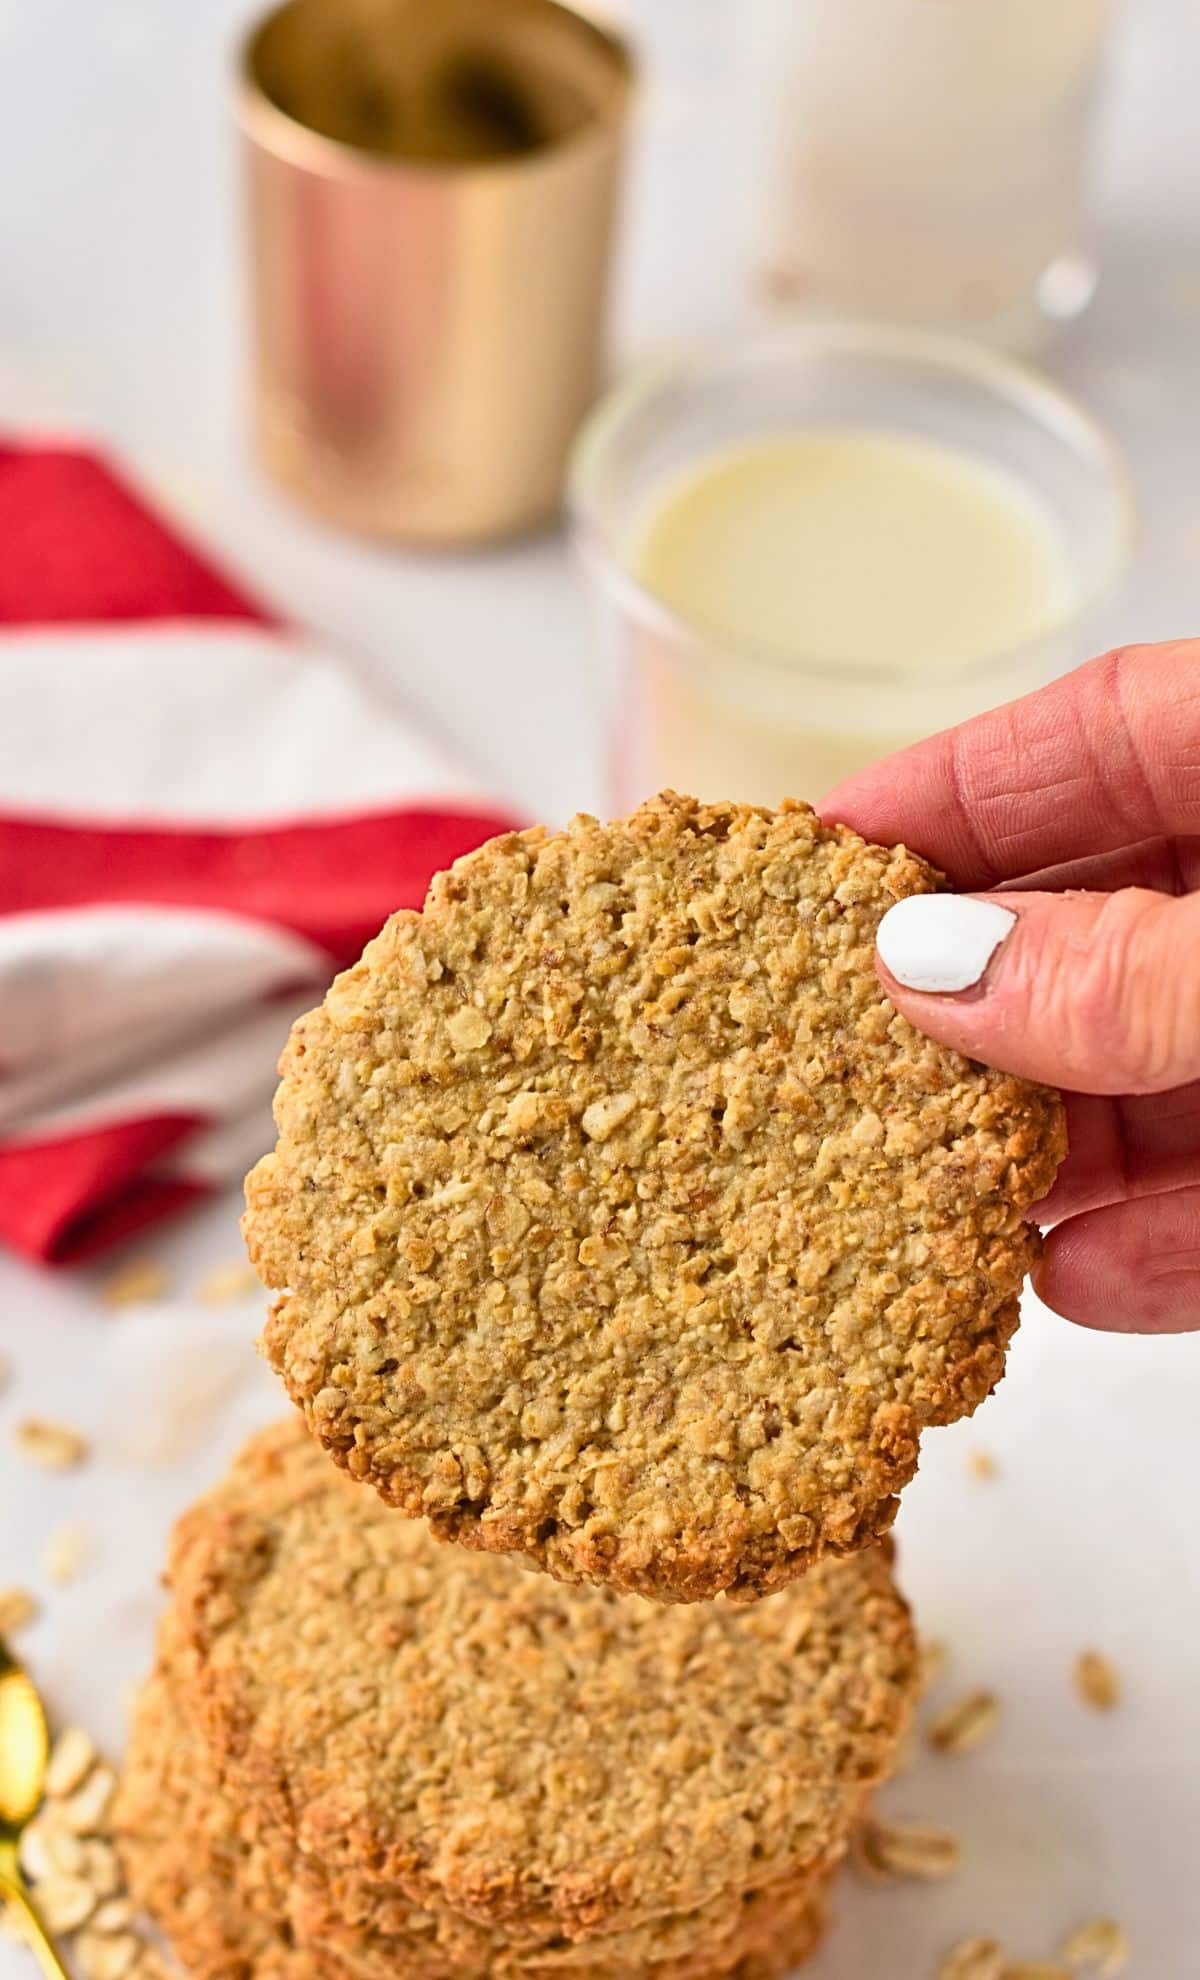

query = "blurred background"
[1,0,1195,822]
[2,3,1199,1976]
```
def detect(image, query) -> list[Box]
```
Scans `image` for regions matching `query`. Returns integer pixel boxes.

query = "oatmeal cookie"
[163,1419,916,1949]
[118,1666,836,1980]
[245,794,1064,1601]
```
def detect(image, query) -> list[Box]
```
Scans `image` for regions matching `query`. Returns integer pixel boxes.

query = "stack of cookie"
[117,799,1061,1975]
[116,1420,916,1978]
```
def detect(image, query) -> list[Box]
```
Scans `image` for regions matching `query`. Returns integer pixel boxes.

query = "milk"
[620,428,1075,804]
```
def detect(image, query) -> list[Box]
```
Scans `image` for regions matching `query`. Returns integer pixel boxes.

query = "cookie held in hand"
[245,794,1065,1601]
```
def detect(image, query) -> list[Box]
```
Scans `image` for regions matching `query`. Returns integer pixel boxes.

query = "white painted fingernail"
[876,895,1017,994]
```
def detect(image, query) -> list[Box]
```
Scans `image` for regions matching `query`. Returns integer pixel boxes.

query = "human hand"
[821,640,1200,1334]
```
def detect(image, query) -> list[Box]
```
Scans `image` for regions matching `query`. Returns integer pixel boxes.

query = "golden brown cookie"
[117,1671,835,1979]
[245,794,1065,1601]
[160,1417,916,1953]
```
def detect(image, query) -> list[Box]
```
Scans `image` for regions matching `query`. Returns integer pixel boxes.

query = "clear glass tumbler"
[569,324,1132,811]
[748,0,1115,346]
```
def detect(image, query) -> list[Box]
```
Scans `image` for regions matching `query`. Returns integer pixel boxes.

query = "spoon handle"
[0,1869,72,1980]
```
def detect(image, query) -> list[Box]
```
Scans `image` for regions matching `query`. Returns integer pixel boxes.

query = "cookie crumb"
[1004,1966,1071,1980]
[941,1940,1005,1980]
[967,1448,998,1481]
[1059,1917,1129,1974]
[198,1262,260,1306]
[14,1416,89,1470]
[853,1816,961,1881]
[928,1690,1001,1756]
[102,1260,168,1309]
[1074,1650,1121,1713]
[45,1524,88,1586]
[0,1585,38,1635]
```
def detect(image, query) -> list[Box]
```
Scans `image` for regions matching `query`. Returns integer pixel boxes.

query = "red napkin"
[0,444,517,1264]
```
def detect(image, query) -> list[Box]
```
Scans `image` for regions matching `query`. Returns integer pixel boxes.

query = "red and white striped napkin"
[0,442,517,1265]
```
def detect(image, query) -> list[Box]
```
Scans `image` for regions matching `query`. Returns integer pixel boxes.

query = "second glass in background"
[746,0,1115,348]
[570,326,1132,812]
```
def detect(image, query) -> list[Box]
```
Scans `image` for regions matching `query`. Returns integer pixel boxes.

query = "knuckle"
[1072,892,1194,1091]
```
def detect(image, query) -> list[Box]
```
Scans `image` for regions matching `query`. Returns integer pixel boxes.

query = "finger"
[1035,1083,1200,1223]
[820,641,1200,887]
[999,834,1200,897]
[1035,1185,1200,1333]
[875,886,1200,1094]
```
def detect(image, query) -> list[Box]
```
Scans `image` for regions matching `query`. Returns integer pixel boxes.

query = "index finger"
[819,641,1200,887]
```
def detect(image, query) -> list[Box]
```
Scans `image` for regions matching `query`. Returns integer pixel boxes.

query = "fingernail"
[876,895,1017,994]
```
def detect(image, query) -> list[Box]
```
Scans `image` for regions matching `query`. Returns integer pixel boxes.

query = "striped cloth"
[0,443,516,1263]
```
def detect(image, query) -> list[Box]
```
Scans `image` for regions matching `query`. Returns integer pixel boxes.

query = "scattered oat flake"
[854,1815,961,1881]
[1060,1917,1129,1974]
[941,1939,1006,1980]
[968,1448,998,1480]
[918,1637,948,1694]
[199,1261,260,1305]
[102,1258,168,1309]
[928,1689,1002,1756]
[44,1724,98,1798]
[0,1585,38,1635]
[1074,1649,1121,1712]
[44,1523,87,1586]
[91,1896,135,1933]
[19,1813,86,1879]
[76,1929,140,1980]
[14,1416,89,1470]
[34,1872,97,1933]
[81,1836,121,1899]
[58,1762,117,1834]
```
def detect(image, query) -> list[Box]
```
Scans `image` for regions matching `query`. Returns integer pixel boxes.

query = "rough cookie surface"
[245,795,1065,1601]
[162,1420,917,1944]
[117,1676,835,1980]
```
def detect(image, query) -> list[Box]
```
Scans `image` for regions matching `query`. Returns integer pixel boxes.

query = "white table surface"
[2,2,1199,1976]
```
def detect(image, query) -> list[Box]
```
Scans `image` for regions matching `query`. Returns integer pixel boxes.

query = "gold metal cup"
[237,0,633,545]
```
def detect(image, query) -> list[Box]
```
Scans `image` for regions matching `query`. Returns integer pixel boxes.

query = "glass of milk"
[747,0,1114,345]
[569,324,1131,809]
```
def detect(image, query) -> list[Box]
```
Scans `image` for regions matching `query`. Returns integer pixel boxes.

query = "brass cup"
[236,0,633,545]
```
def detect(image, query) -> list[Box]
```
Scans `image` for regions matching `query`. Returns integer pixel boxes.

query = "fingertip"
[1034,1191,1200,1334]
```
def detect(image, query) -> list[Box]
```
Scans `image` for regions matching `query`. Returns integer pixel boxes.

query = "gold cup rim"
[235,0,635,181]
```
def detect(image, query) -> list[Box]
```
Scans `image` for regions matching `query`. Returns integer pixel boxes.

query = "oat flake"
[1074,1649,1121,1712]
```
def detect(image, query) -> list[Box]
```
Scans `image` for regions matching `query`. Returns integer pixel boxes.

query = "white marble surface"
[2,1,1199,1975]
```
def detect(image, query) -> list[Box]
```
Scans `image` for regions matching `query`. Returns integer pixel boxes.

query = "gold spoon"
[0,1643,71,1979]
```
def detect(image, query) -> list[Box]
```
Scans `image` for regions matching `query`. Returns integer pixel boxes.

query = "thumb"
[875,887,1200,1095]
